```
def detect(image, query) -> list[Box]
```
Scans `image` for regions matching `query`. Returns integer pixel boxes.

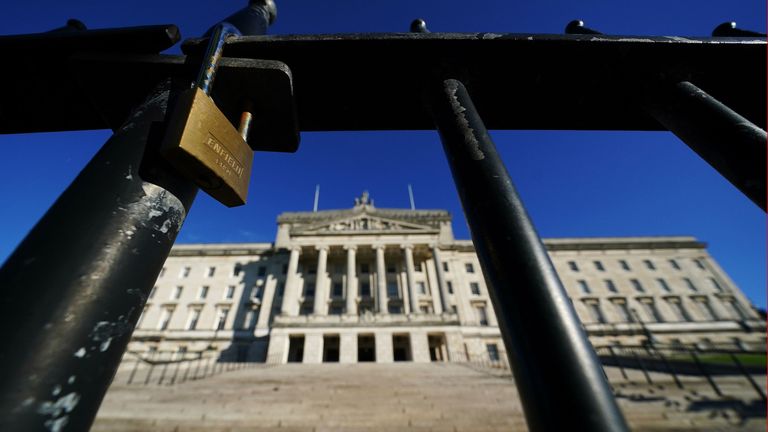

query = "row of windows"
[574,276,724,295]
[581,295,749,324]
[160,260,480,280]
[566,257,707,273]
[299,280,483,299]
[159,264,270,279]
[146,305,258,332]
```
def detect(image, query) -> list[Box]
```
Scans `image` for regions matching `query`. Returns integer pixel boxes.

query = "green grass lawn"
[665,353,767,367]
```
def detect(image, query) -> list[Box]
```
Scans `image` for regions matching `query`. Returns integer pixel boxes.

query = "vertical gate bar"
[0,80,197,431]
[427,78,629,432]
[642,80,767,210]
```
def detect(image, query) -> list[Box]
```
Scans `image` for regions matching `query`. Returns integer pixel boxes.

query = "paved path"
[93,363,766,431]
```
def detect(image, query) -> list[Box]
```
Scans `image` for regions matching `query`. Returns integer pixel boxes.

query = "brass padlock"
[160,23,253,207]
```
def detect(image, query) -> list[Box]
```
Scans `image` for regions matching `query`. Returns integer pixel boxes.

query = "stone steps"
[93,363,765,432]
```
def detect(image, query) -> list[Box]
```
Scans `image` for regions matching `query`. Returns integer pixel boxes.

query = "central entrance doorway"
[323,334,340,362]
[392,334,412,361]
[358,334,375,362]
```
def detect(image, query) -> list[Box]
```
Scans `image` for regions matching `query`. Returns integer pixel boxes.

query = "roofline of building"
[168,236,706,257]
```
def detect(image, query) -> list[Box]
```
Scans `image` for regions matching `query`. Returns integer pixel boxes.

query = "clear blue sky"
[0,1,765,308]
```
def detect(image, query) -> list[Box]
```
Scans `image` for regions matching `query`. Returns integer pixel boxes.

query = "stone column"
[403,245,419,314]
[432,246,450,312]
[313,245,329,315]
[345,246,358,315]
[280,246,301,316]
[375,245,389,314]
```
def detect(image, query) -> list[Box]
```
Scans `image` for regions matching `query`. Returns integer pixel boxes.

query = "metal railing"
[117,350,267,386]
[0,1,764,431]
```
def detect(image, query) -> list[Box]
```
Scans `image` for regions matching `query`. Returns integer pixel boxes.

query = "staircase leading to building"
[94,363,765,431]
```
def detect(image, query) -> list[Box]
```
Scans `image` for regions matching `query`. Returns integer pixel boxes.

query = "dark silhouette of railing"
[0,0,764,430]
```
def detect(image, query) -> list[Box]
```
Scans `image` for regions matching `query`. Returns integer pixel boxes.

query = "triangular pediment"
[293,214,437,235]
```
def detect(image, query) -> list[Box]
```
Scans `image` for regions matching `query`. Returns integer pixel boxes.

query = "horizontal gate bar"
[181,33,766,132]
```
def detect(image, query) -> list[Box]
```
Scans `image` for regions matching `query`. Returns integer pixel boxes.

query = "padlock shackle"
[196,22,241,95]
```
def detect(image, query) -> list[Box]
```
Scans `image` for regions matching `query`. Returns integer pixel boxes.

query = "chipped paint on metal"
[446,80,484,161]
[38,392,81,432]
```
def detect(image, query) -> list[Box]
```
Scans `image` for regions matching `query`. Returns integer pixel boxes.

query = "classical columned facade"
[125,193,765,367]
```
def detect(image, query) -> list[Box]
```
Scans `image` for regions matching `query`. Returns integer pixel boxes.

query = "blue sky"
[0,0,765,307]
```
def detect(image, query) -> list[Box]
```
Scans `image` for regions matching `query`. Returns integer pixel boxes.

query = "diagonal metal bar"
[427,78,629,432]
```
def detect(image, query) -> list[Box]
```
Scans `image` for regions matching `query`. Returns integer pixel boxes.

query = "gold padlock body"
[160,87,253,207]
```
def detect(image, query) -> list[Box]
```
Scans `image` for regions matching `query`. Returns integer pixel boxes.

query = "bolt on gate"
[0,1,765,431]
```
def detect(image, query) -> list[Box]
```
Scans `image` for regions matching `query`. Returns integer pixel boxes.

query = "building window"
[332,282,343,297]
[206,266,216,277]
[669,259,681,270]
[186,308,201,330]
[656,278,671,293]
[486,344,500,362]
[308,266,317,275]
[709,278,723,292]
[387,282,399,298]
[361,264,370,273]
[330,305,344,315]
[224,285,235,299]
[159,267,166,278]
[722,298,748,320]
[665,297,692,322]
[684,278,697,292]
[171,286,183,300]
[693,258,706,270]
[476,306,489,326]
[180,266,191,278]
[612,299,634,323]
[198,286,209,299]
[638,298,663,322]
[643,260,656,270]
[585,301,606,324]
[387,265,396,273]
[693,297,718,321]
[387,304,402,314]
[451,305,458,314]
[414,262,423,272]
[301,303,313,315]
[630,279,644,293]
[446,281,454,294]
[281,264,287,275]
[577,280,590,295]
[304,286,315,297]
[594,261,605,271]
[470,282,481,295]
[149,286,157,299]
[604,279,617,293]
[417,281,427,295]
[442,262,450,272]
[275,282,284,297]
[257,266,267,277]
[619,260,630,271]
[215,308,230,330]
[360,282,371,297]
[158,308,174,330]
[568,261,579,272]
[465,263,475,273]
[233,264,243,277]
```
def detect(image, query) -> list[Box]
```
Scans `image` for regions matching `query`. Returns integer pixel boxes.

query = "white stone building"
[129,193,765,364]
